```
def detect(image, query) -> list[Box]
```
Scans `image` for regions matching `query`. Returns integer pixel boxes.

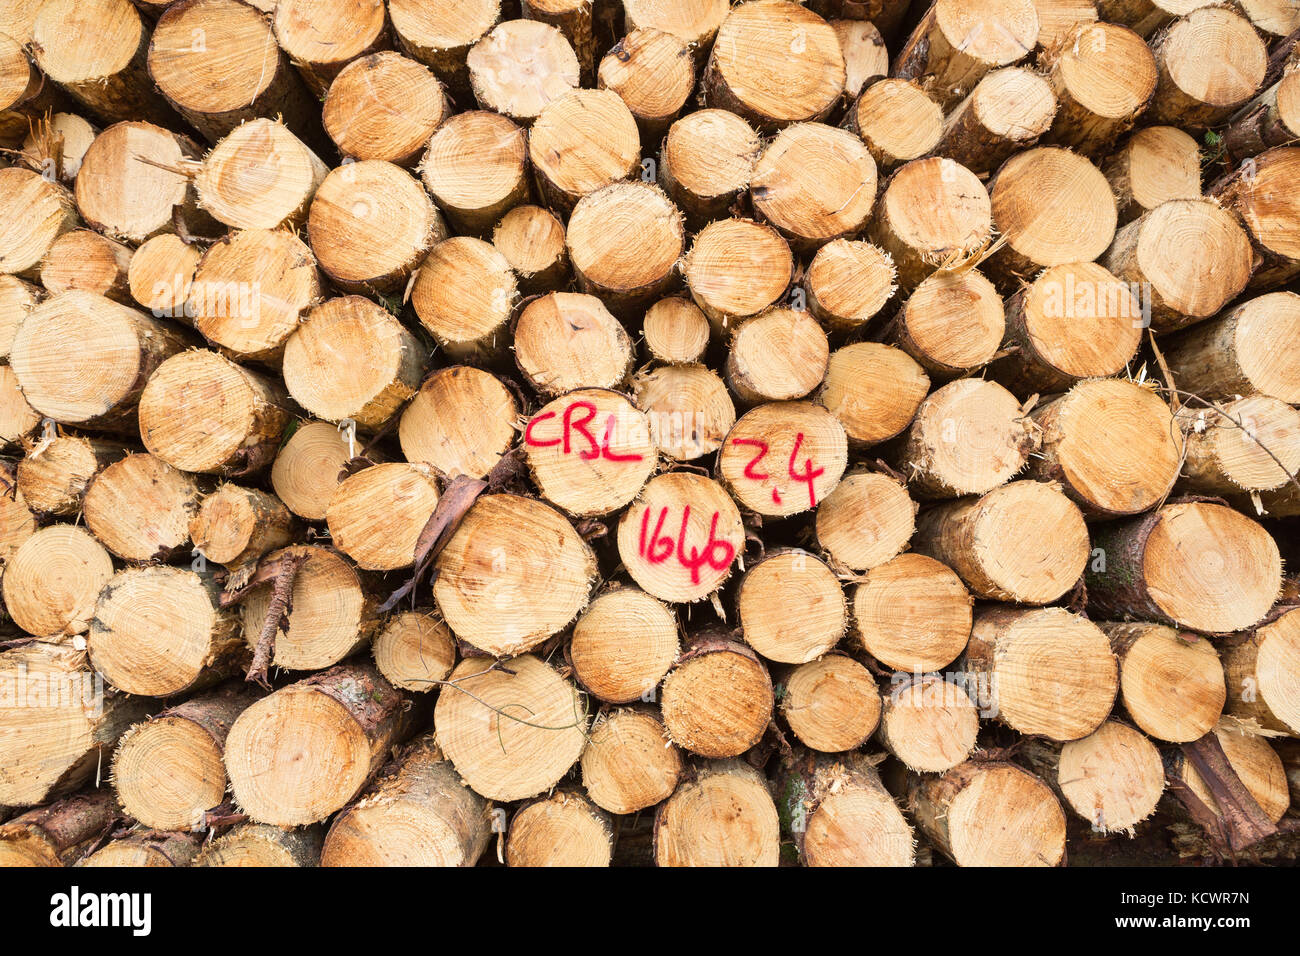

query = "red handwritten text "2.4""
[525,400,644,462]
[638,506,736,584]
[730,432,824,507]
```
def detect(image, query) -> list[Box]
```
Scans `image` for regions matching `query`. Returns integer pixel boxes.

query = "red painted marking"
[731,438,770,480]
[787,432,824,508]
[636,505,736,584]
[527,400,645,463]
[524,410,560,447]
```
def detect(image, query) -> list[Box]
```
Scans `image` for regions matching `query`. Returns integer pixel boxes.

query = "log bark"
[0,789,118,866]
[1222,66,1300,163]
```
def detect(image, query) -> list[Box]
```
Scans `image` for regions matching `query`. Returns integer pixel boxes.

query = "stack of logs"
[0,0,1299,868]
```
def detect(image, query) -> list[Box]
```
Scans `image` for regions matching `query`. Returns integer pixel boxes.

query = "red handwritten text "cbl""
[638,505,736,584]
[525,400,644,462]
[730,432,824,507]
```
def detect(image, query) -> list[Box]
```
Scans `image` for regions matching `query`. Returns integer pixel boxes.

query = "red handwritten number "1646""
[638,505,735,584]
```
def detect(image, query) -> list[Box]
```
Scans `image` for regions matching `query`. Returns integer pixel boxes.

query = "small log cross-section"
[225,661,414,827]
[322,735,490,867]
[434,494,598,657]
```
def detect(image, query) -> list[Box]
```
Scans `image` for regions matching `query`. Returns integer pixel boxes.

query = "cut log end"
[781,656,881,752]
